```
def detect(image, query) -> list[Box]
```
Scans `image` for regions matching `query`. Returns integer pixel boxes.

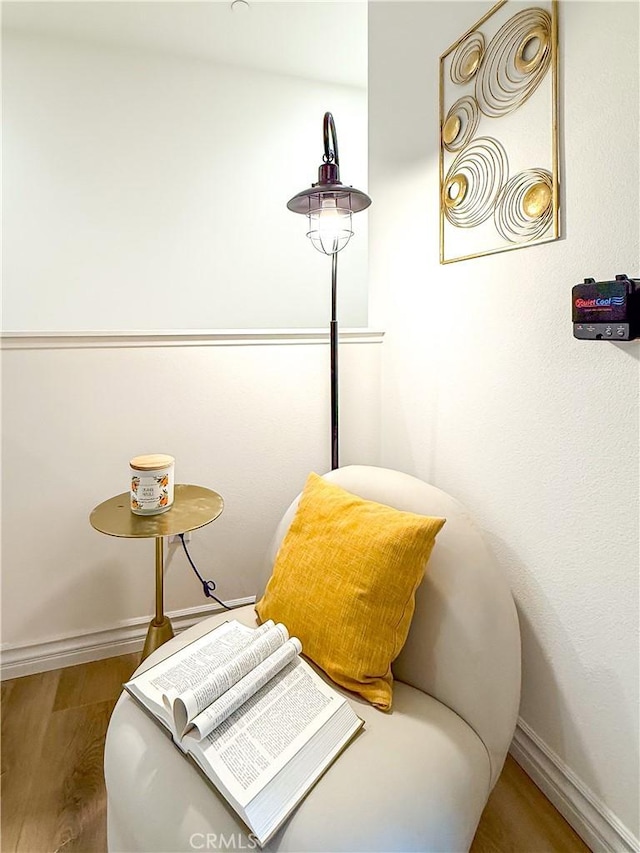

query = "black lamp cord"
[178,533,232,611]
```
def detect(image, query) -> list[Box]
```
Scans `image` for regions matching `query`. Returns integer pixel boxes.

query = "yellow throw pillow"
[256,473,445,710]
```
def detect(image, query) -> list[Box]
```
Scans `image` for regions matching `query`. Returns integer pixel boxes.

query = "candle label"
[130,473,174,513]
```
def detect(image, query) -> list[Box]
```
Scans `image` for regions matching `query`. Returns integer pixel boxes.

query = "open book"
[124,619,363,846]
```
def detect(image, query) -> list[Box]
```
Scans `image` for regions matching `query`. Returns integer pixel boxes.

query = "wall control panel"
[572,275,639,340]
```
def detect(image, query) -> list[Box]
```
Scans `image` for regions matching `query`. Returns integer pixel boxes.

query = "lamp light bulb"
[307,199,353,255]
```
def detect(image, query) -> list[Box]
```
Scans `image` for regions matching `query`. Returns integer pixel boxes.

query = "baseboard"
[511,717,639,853]
[0,597,256,680]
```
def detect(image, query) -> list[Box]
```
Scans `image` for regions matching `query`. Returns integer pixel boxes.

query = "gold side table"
[90,484,224,660]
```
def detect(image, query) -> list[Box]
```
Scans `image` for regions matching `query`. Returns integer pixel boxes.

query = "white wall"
[369,0,639,844]
[1,6,379,673]
[1,333,381,654]
[2,28,368,330]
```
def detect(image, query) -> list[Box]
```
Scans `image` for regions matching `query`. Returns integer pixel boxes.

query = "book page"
[125,621,266,731]
[172,623,290,736]
[186,637,302,740]
[190,657,346,808]
[148,621,272,696]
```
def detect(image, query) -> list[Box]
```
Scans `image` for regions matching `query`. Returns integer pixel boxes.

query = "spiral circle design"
[443,96,481,152]
[442,137,509,228]
[450,32,485,85]
[494,168,554,242]
[475,8,552,117]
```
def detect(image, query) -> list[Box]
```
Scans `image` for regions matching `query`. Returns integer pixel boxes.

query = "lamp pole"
[287,113,371,470]
[330,250,339,469]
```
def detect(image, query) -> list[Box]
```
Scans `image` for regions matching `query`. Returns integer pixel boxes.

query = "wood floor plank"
[1,679,15,778]
[471,755,591,853]
[53,653,139,711]
[1,676,16,713]
[1,669,61,851]
[15,699,115,853]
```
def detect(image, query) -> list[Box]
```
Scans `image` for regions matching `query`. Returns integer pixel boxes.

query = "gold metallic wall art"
[443,137,509,227]
[443,96,481,151]
[450,32,486,85]
[495,168,554,241]
[440,0,559,263]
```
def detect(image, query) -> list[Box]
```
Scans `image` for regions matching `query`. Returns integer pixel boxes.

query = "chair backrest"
[257,465,521,789]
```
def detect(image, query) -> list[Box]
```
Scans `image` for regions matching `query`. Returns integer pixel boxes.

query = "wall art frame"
[439,0,560,264]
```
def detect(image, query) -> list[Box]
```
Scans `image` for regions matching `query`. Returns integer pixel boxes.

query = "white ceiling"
[2,1,368,89]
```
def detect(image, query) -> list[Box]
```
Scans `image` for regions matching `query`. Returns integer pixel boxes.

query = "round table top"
[90,484,224,539]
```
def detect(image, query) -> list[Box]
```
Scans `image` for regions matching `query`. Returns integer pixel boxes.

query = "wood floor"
[1,655,591,853]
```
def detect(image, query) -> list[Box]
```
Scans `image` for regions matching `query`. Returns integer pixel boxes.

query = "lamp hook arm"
[322,112,340,167]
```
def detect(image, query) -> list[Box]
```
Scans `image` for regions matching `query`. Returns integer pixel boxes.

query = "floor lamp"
[287,112,371,470]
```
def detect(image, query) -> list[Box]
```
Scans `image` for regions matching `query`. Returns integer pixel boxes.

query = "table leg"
[142,536,175,660]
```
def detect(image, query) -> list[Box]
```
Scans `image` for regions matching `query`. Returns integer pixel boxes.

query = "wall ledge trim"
[1,328,385,350]
[511,717,639,853]
[0,597,256,680]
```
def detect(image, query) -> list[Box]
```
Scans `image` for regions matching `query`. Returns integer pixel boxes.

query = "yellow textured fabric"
[256,473,446,710]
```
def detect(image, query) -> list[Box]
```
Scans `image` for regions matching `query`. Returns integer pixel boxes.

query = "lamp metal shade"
[287,167,371,255]
[287,184,372,216]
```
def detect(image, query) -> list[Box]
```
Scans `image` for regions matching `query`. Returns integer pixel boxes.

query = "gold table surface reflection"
[90,484,224,539]
[90,484,224,660]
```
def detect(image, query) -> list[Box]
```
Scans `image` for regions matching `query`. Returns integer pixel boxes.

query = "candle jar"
[130,454,175,515]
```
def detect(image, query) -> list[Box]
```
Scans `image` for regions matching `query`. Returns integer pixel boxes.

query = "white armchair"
[105,466,521,852]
